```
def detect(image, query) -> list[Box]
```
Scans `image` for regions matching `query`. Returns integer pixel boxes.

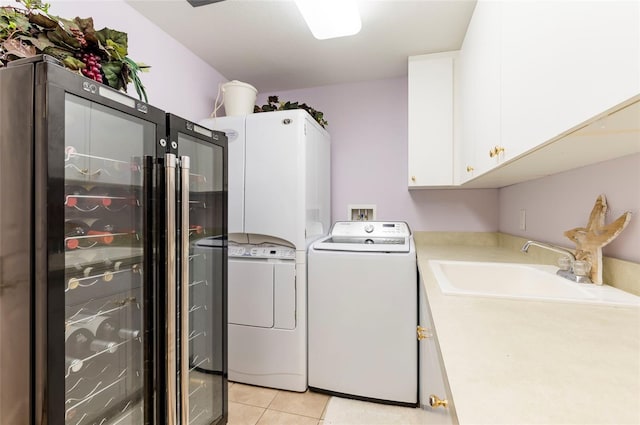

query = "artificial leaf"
[2,38,36,57]
[124,56,148,102]
[106,38,127,60]
[0,24,17,40]
[19,33,54,50]
[42,45,73,61]
[138,62,150,72]
[21,0,50,13]
[46,25,80,50]
[28,11,57,29]
[254,97,327,128]
[102,60,124,89]
[95,27,128,58]
[2,3,149,101]
[120,59,130,84]
[62,55,84,70]
[1,9,31,34]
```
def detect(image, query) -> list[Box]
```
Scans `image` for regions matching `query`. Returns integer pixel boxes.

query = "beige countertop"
[416,240,640,425]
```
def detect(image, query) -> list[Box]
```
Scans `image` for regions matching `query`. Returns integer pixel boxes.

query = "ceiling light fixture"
[294,0,362,40]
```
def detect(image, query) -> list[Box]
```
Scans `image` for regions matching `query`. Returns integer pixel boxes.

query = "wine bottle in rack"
[66,262,117,291]
[105,186,138,211]
[86,186,111,209]
[85,219,115,245]
[117,328,140,339]
[64,185,88,209]
[75,314,119,340]
[89,339,118,354]
[64,220,90,250]
[75,314,120,354]
[189,224,204,235]
[65,356,84,373]
[65,324,94,359]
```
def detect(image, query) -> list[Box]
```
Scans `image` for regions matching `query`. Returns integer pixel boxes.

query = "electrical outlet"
[519,209,526,231]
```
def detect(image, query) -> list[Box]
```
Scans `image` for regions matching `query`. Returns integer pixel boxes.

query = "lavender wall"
[15,1,635,262]
[2,0,227,121]
[499,153,640,262]
[257,77,499,231]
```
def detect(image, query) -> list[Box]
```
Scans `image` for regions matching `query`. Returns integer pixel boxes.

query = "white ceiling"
[126,0,477,92]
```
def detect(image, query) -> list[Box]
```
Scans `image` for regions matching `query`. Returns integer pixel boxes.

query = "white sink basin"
[429,260,640,306]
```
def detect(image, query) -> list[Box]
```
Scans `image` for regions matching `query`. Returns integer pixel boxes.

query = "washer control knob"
[364,224,374,233]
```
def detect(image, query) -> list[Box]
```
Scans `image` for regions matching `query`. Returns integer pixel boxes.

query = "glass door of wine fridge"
[33,60,166,425]
[61,96,157,424]
[1,57,228,425]
[166,114,228,425]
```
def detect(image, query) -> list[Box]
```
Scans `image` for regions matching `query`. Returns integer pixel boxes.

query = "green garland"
[0,0,149,102]
[255,95,328,128]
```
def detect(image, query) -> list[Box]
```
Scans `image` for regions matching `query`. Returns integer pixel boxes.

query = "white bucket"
[213,80,257,117]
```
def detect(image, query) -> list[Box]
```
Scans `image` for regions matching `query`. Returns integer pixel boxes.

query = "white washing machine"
[308,221,417,406]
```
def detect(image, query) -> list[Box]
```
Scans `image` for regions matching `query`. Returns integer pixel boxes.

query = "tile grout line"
[230,384,333,423]
[266,406,325,420]
[252,406,268,425]
[265,389,280,410]
[320,396,330,419]
[249,388,280,425]
[263,390,331,421]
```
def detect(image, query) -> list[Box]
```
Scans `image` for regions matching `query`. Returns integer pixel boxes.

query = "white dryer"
[200,110,331,392]
[308,221,417,406]
[227,235,305,391]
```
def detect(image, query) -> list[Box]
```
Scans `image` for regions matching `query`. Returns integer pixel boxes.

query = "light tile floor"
[228,382,330,425]
[227,382,439,425]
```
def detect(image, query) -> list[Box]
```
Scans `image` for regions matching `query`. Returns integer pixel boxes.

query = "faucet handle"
[573,260,592,277]
[557,256,572,271]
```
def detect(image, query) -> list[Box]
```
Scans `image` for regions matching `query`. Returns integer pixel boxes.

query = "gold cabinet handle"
[429,394,449,409]
[417,326,432,340]
[466,165,474,172]
[411,175,416,182]
[489,146,505,158]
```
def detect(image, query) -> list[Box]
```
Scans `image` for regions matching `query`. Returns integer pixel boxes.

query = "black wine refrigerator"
[0,56,228,425]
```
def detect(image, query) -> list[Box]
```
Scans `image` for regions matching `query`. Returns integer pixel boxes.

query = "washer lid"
[329,221,411,238]
[312,235,411,253]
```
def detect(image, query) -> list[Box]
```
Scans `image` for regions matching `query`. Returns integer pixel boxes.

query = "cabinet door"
[501,1,640,161]
[419,281,454,424]
[408,53,455,187]
[458,0,502,182]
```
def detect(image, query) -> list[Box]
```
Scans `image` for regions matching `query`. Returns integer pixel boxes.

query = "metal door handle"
[180,156,191,425]
[165,154,178,425]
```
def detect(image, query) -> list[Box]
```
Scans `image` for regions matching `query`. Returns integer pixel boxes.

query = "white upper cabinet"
[408,53,456,188]
[500,0,640,162]
[457,0,502,183]
[408,0,639,188]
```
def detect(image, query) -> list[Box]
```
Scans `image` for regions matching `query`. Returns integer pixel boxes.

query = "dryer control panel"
[229,243,296,260]
[330,221,411,238]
